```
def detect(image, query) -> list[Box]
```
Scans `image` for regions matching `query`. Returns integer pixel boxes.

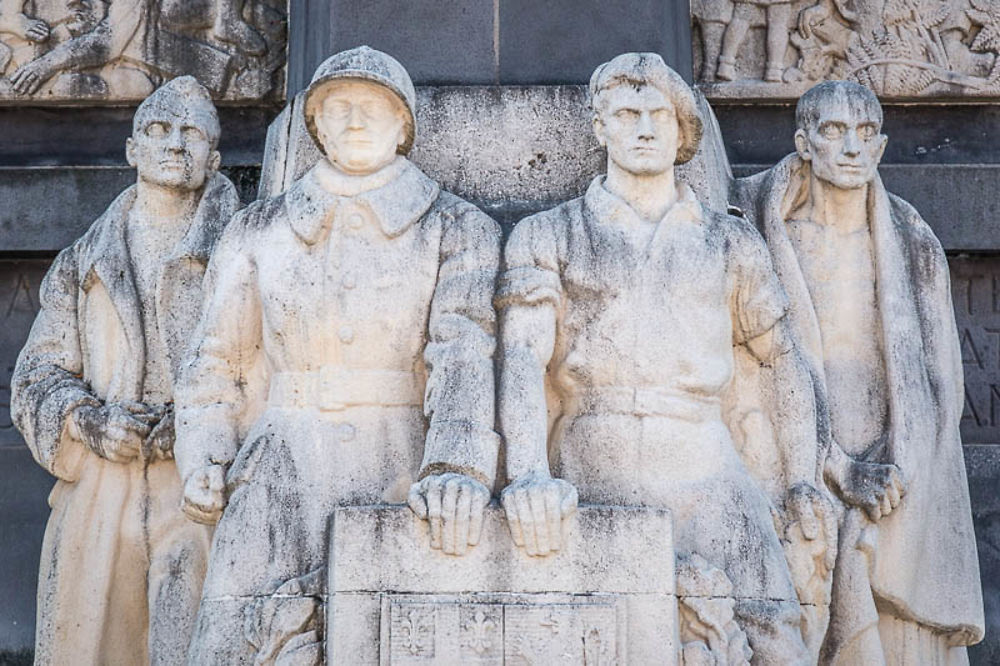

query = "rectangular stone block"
[329,0,496,85]
[964,445,1000,666]
[950,256,1000,444]
[499,0,693,84]
[327,504,677,665]
[0,261,48,447]
[0,446,55,652]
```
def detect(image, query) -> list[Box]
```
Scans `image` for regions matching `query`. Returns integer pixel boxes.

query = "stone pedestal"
[327,505,677,664]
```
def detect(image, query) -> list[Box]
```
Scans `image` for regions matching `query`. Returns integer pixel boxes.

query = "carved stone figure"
[174,46,501,664]
[10,76,237,665]
[693,0,1000,99]
[733,80,985,664]
[496,52,834,663]
[0,0,286,102]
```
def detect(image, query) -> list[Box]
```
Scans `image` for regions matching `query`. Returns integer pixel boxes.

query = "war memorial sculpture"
[0,6,993,665]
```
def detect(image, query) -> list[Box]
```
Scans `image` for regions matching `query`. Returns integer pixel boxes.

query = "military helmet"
[303,46,417,155]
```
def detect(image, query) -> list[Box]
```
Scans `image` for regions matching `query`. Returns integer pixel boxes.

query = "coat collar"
[583,175,703,231]
[285,157,440,245]
[81,172,238,279]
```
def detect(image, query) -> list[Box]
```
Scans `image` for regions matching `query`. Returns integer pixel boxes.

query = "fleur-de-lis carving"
[462,608,497,655]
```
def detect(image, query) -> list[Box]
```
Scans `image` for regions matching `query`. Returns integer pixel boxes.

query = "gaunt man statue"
[12,76,238,665]
[175,46,501,663]
[496,52,826,663]
[734,80,984,665]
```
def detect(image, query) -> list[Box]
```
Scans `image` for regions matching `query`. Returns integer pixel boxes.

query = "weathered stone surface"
[496,53,814,663]
[966,444,1000,666]
[733,80,983,664]
[693,0,1000,100]
[0,446,53,652]
[0,261,46,446]
[0,166,259,252]
[0,0,286,103]
[178,48,502,665]
[327,504,677,665]
[10,77,230,664]
[499,0,693,84]
[328,0,496,84]
[952,256,1000,443]
[260,84,733,225]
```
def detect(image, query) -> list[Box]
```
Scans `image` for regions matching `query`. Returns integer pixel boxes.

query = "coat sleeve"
[174,208,264,483]
[418,203,502,487]
[11,246,101,482]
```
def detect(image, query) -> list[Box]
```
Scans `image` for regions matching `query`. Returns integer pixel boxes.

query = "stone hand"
[11,58,53,95]
[72,401,160,464]
[0,14,49,42]
[785,482,838,570]
[182,464,227,525]
[408,473,490,556]
[144,407,175,461]
[501,473,578,557]
[837,460,905,522]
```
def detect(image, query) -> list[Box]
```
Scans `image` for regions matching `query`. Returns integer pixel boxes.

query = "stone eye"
[820,124,843,139]
[146,122,168,138]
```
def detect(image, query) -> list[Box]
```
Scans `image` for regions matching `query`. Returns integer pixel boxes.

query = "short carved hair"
[589,52,703,164]
[795,80,883,134]
[133,75,221,149]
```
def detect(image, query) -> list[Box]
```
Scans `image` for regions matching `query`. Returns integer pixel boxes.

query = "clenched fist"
[182,464,227,525]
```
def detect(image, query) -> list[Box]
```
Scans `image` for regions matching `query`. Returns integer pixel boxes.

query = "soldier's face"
[796,102,887,190]
[315,81,407,176]
[594,84,679,176]
[127,107,219,192]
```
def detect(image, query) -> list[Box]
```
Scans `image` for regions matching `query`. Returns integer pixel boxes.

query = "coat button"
[348,213,364,229]
[338,326,354,343]
[337,423,356,441]
[342,275,356,289]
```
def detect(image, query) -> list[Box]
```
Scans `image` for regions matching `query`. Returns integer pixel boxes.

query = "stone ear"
[209,150,222,173]
[793,129,810,161]
[125,137,136,168]
[592,115,606,148]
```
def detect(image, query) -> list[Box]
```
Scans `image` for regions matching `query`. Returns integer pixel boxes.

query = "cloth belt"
[268,368,423,411]
[569,386,722,423]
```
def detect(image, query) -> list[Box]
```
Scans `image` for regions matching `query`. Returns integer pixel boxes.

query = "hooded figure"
[175,46,501,664]
[732,80,984,665]
[11,76,238,665]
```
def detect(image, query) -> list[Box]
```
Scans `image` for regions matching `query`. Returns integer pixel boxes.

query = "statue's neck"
[805,176,869,233]
[133,178,201,222]
[604,162,678,225]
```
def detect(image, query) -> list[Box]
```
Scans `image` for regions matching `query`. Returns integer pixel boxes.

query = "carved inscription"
[385,597,619,665]
[0,260,46,446]
[692,0,1000,100]
[0,0,286,103]
[951,255,1000,444]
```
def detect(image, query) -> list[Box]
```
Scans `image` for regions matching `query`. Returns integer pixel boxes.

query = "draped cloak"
[733,155,984,659]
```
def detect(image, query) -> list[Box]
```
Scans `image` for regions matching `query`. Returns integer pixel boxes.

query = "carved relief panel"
[0,0,286,103]
[692,0,1000,99]
[384,596,620,666]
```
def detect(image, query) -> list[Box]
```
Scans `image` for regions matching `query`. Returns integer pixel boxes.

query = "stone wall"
[0,1,998,663]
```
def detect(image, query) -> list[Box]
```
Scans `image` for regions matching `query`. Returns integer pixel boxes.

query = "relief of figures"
[693,0,1000,98]
[0,0,286,102]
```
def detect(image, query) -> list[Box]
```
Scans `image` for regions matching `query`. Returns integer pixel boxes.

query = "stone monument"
[10,76,238,664]
[0,0,286,102]
[173,46,502,663]
[693,0,1000,100]
[495,52,836,664]
[733,79,985,664]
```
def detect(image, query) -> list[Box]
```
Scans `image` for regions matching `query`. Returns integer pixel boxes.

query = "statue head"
[126,76,221,193]
[304,46,416,176]
[589,53,703,177]
[65,0,107,37]
[794,81,887,191]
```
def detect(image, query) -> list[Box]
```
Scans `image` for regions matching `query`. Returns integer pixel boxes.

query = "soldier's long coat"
[11,173,238,665]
